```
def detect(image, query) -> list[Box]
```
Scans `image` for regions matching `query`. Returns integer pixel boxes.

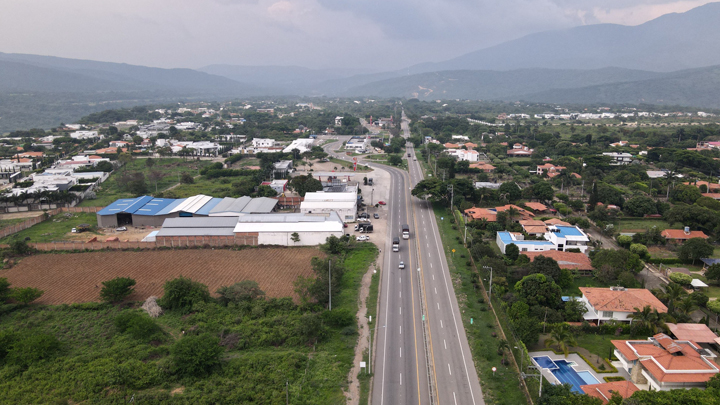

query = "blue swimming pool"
[532,356,600,393]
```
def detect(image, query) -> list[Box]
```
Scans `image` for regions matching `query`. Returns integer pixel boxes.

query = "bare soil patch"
[1,248,322,305]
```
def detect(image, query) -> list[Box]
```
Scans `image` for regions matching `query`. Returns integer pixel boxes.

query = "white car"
[399,261,405,269]
[356,235,370,241]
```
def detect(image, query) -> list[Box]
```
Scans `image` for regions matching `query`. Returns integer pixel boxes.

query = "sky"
[0,0,714,71]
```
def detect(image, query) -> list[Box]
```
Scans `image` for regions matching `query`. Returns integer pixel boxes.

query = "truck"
[402,224,410,239]
[392,237,400,252]
[356,223,374,233]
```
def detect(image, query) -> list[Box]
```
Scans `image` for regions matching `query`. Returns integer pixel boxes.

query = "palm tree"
[675,298,697,319]
[544,324,577,357]
[629,306,667,334]
[497,339,511,365]
[507,206,520,224]
[660,283,686,314]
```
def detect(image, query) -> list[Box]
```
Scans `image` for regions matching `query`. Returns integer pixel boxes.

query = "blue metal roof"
[555,226,584,237]
[132,198,176,216]
[156,199,186,216]
[194,198,223,216]
[97,196,154,216]
[701,258,720,266]
[498,231,554,245]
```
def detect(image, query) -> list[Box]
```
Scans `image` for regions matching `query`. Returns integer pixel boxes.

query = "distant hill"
[0,52,261,95]
[410,2,720,73]
[519,65,720,108]
[342,68,665,100]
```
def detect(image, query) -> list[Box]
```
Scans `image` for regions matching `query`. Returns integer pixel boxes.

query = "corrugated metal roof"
[161,217,237,228]
[208,196,251,215]
[241,197,277,213]
[194,198,223,216]
[303,191,357,202]
[97,195,154,216]
[156,228,236,237]
[171,194,213,214]
[133,198,176,216]
[156,199,186,216]
[234,212,342,233]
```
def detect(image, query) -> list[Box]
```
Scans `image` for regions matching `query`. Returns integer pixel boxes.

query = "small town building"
[496,231,556,254]
[580,381,639,404]
[301,190,358,222]
[660,228,709,243]
[580,287,667,324]
[523,250,593,275]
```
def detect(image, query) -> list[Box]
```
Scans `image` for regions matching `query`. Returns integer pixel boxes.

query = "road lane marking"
[434,287,437,294]
[448,364,452,375]
[437,303,440,310]
[400,373,402,385]
[453,392,458,405]
[400,347,402,357]
[399,307,402,315]
[444,340,447,349]
[441,320,443,328]
[432,274,435,280]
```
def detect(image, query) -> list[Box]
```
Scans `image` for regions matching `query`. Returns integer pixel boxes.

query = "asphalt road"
[322,123,483,405]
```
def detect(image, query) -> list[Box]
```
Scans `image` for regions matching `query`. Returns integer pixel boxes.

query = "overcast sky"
[0,0,714,71]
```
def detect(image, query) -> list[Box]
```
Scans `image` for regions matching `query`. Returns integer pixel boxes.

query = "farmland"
[1,248,320,304]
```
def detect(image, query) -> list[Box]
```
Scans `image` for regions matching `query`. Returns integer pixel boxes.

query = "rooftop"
[524,251,593,271]
[660,229,709,240]
[580,287,667,314]
[666,323,719,344]
[580,381,639,404]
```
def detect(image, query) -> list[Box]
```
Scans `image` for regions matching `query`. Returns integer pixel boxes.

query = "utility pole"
[483,265,493,299]
[448,184,454,210]
[286,381,289,405]
[328,260,332,311]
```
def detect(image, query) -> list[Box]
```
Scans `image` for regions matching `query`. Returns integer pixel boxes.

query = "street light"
[482,265,493,300]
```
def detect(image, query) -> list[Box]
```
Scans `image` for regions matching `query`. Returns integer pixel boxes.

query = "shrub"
[100,277,136,303]
[6,332,60,368]
[114,311,164,341]
[9,239,31,256]
[707,300,720,315]
[11,287,44,305]
[668,272,693,285]
[158,276,211,313]
[321,308,355,327]
[171,334,223,377]
[215,280,265,306]
[0,277,10,302]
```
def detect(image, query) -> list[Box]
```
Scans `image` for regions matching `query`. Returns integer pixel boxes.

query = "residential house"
[702,193,720,200]
[665,323,720,347]
[260,179,288,195]
[660,228,709,243]
[446,149,479,162]
[469,162,495,172]
[545,225,591,253]
[109,140,130,148]
[602,152,633,165]
[444,142,461,149]
[451,135,469,141]
[524,202,549,213]
[273,160,294,178]
[519,220,548,236]
[580,381,639,404]
[474,182,503,190]
[544,218,571,226]
[252,138,276,149]
[579,287,667,324]
[536,163,566,176]
[684,180,720,192]
[464,142,478,149]
[496,231,555,254]
[610,141,629,147]
[613,333,719,391]
[524,250,593,275]
[507,144,533,157]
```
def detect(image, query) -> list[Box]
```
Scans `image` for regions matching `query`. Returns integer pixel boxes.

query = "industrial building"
[154,211,344,246]
[300,189,358,222]
[96,195,278,228]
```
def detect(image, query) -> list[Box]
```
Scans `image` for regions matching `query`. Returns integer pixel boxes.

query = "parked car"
[398,261,405,269]
[373,213,379,219]
[356,235,370,241]
[378,201,386,205]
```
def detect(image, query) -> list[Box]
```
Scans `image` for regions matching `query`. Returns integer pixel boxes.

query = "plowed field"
[1,248,322,304]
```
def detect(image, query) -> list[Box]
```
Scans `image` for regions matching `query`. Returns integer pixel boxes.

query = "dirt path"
[345,263,377,404]
[0,211,45,220]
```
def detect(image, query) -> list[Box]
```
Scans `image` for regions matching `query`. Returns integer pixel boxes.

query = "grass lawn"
[0,217,33,229]
[562,277,611,296]
[0,212,100,244]
[79,158,215,207]
[434,204,530,405]
[159,176,257,199]
[614,219,680,232]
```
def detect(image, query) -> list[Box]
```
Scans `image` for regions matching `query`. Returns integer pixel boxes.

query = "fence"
[0,206,104,239]
[30,235,258,251]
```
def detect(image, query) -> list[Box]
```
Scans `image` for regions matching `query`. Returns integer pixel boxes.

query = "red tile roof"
[660,229,709,240]
[579,287,667,313]
[581,381,639,404]
[524,202,548,212]
[524,251,593,271]
[464,207,497,222]
[666,323,719,344]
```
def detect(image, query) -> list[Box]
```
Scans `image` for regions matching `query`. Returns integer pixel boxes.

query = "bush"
[216,280,265,306]
[11,287,43,304]
[707,300,720,314]
[629,243,650,260]
[0,277,10,302]
[6,332,60,368]
[321,308,355,327]
[100,277,136,303]
[158,276,211,313]
[9,239,31,256]
[180,173,194,184]
[668,272,693,285]
[114,311,164,341]
[171,334,223,377]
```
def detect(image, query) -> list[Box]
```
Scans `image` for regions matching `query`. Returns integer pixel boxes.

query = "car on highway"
[373,213,379,219]
[398,261,405,269]
[356,235,370,241]
[378,201,386,205]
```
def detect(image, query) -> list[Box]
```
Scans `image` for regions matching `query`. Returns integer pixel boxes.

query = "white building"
[544,225,591,253]
[495,231,556,254]
[335,116,344,126]
[446,149,479,162]
[301,190,358,222]
[252,138,276,148]
[602,152,633,165]
[345,136,369,150]
[70,131,101,140]
[451,135,470,141]
[283,138,315,154]
[579,287,668,324]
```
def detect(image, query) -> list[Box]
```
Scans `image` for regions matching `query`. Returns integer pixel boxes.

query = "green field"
[562,277,611,296]
[614,219,680,232]
[0,217,34,230]
[79,158,215,207]
[0,243,378,403]
[0,212,100,244]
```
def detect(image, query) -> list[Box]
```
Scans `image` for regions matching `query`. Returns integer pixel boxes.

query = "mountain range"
[2,2,720,132]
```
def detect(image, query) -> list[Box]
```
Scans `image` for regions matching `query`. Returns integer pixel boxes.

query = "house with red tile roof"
[464,142,478,149]
[519,219,548,236]
[544,218,571,226]
[660,228,709,243]
[580,381,639,404]
[469,162,495,172]
[464,204,534,222]
[536,163,565,176]
[665,323,719,345]
[612,333,719,391]
[443,142,460,149]
[523,250,593,274]
[524,202,548,213]
[684,180,720,192]
[579,287,667,324]
[702,193,720,200]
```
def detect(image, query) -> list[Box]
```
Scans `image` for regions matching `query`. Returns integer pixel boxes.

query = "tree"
[538,382,603,405]
[0,277,10,302]
[100,277,136,303]
[148,170,165,193]
[629,305,663,334]
[11,287,44,305]
[288,174,323,197]
[114,311,163,341]
[145,158,155,168]
[215,280,265,306]
[498,182,521,202]
[563,299,587,322]
[9,239,31,256]
[388,154,402,166]
[505,243,519,261]
[513,316,541,346]
[514,273,562,309]
[624,195,657,217]
[6,333,60,368]
[532,181,554,202]
[171,334,223,377]
[616,235,633,248]
[678,238,714,265]
[180,173,194,184]
[118,152,133,168]
[412,177,446,202]
[658,282,686,314]
[157,276,211,314]
[591,249,643,281]
[705,264,720,283]
[670,184,702,204]
[669,272,692,286]
[291,232,300,244]
[708,300,720,315]
[544,324,577,357]
[528,255,562,282]
[629,243,650,260]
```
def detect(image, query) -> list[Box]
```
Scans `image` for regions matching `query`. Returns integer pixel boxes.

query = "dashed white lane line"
[400,347,402,357]
[399,307,402,315]
[400,373,402,385]
[448,364,452,375]
[444,339,447,349]
[437,303,440,310]
[432,274,435,280]
[434,287,437,294]
[430,263,433,268]
[453,392,458,405]
[441,320,444,328]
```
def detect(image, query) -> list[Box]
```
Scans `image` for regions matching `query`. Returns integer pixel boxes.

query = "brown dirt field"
[1,248,323,305]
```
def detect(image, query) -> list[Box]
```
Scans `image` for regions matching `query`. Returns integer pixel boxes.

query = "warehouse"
[96,195,278,228]
[154,212,343,246]
[300,190,358,222]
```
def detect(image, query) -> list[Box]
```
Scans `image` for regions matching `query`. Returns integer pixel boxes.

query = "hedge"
[604,376,626,382]
[647,258,683,265]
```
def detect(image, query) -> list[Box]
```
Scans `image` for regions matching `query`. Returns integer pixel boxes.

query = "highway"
[322,114,483,404]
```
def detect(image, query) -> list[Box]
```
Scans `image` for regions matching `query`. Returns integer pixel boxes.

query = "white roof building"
[283,138,315,154]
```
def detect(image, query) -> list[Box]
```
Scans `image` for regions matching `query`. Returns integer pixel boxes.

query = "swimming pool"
[532,356,600,393]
